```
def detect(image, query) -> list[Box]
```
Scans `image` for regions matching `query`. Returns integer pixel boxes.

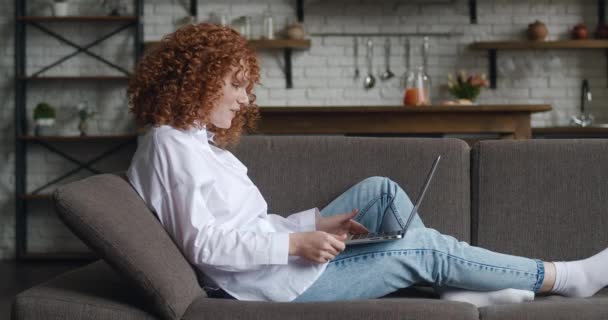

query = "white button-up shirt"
[127,125,327,301]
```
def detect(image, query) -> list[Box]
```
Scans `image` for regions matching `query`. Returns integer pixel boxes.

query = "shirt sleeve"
[265,208,318,233]
[161,182,289,273]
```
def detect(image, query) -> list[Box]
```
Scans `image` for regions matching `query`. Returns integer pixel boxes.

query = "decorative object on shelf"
[101,0,127,16]
[286,22,305,40]
[595,24,608,39]
[527,20,548,41]
[262,10,274,40]
[33,102,56,136]
[209,11,229,26]
[446,70,489,104]
[77,101,97,136]
[572,23,589,40]
[232,16,252,39]
[52,0,69,17]
[175,15,196,28]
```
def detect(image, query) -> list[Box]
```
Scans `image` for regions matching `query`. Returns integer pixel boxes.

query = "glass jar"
[403,66,431,106]
[262,10,274,39]
[232,16,252,39]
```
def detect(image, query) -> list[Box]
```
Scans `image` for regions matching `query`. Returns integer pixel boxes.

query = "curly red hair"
[128,23,260,148]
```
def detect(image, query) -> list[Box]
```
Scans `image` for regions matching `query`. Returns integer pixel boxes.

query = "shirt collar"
[190,122,216,144]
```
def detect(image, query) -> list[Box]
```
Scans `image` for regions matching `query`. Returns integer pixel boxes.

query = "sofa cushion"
[234,136,472,241]
[479,288,608,320]
[471,139,608,260]
[182,296,479,320]
[12,260,158,320]
[53,174,204,320]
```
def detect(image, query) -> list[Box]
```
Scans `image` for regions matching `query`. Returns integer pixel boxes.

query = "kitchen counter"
[533,125,608,138]
[256,105,552,139]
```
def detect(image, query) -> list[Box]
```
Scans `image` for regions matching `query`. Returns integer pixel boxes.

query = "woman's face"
[208,69,250,129]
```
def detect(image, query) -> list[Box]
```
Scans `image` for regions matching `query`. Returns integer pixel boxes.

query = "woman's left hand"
[316,209,369,235]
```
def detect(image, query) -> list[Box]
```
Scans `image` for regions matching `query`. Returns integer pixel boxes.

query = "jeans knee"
[359,176,393,191]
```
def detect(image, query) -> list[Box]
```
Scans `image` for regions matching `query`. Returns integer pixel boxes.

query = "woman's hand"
[316,209,369,236]
[289,232,348,264]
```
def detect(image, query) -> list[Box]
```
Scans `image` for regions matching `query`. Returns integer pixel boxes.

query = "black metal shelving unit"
[14,0,143,260]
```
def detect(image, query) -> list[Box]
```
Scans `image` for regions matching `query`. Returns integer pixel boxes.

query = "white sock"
[551,247,608,298]
[439,288,534,307]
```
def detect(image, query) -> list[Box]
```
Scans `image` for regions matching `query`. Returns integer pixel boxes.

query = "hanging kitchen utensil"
[363,39,376,89]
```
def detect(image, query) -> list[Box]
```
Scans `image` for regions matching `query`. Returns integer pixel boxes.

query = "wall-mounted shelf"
[14,0,144,260]
[17,16,138,22]
[19,76,131,81]
[20,194,53,201]
[471,40,608,50]
[145,39,311,89]
[470,40,608,88]
[19,135,138,142]
[248,39,310,49]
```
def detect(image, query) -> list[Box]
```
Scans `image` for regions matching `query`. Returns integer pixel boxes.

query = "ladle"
[363,39,376,89]
[380,38,395,80]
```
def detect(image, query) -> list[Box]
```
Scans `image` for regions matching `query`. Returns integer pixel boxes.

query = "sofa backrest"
[233,136,472,241]
[471,139,608,261]
[53,173,203,320]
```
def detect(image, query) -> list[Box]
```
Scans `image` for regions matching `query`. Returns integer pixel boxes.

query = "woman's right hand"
[289,232,347,264]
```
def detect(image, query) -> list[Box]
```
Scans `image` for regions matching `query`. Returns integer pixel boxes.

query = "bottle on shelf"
[403,37,431,106]
[262,9,274,40]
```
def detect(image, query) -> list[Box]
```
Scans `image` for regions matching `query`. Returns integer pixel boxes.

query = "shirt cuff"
[269,232,289,265]
[287,208,318,232]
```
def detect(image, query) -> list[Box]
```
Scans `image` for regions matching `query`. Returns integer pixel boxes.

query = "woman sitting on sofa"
[126,23,607,306]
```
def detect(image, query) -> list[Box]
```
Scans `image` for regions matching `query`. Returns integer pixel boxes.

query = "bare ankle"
[539,262,556,293]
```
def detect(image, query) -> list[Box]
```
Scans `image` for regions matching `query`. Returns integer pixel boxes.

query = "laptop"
[345,155,441,245]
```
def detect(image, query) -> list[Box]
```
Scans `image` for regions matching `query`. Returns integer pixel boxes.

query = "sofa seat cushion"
[12,261,158,320]
[479,288,608,320]
[182,296,479,320]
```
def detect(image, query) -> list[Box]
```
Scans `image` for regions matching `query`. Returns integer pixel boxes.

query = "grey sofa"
[11,136,608,320]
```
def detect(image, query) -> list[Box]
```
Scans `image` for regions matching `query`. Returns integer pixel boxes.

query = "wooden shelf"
[145,39,311,50]
[18,16,138,22]
[20,76,130,81]
[19,251,97,261]
[248,39,311,49]
[20,194,53,200]
[19,134,138,142]
[470,39,608,88]
[471,39,608,50]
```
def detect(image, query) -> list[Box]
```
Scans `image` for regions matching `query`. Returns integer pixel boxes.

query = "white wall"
[0,0,606,259]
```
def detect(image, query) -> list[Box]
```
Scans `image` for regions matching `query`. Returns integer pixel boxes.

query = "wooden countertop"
[259,105,552,113]
[533,126,608,134]
[256,105,552,139]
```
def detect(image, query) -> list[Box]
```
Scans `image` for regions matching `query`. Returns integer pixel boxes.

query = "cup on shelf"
[53,1,69,17]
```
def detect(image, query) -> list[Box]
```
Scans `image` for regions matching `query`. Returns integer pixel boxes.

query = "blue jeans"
[293,177,545,302]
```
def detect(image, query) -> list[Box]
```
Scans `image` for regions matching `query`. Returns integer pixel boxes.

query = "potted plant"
[446,70,489,105]
[77,101,96,136]
[52,0,69,17]
[33,102,56,136]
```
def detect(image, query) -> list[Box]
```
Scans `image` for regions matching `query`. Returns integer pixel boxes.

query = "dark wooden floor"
[0,260,89,318]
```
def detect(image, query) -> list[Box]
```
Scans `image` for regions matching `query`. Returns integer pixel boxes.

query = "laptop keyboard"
[350,230,402,240]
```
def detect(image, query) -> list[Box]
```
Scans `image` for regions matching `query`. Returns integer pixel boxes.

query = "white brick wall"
[1,0,607,259]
